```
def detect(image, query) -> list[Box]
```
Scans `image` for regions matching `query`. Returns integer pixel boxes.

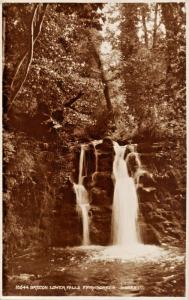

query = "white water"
[73,145,90,246]
[91,244,169,262]
[92,140,103,173]
[111,142,141,247]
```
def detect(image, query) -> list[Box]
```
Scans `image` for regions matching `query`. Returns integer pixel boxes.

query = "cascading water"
[111,141,141,246]
[72,140,159,256]
[73,145,90,246]
[91,140,103,185]
[92,140,103,172]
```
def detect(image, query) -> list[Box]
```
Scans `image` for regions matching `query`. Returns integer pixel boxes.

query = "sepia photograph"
[2,1,187,298]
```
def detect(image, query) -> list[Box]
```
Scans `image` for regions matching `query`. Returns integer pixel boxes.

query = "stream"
[5,245,185,296]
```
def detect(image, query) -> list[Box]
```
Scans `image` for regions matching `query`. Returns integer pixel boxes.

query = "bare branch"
[141,7,148,48]
[8,4,48,111]
[152,4,159,49]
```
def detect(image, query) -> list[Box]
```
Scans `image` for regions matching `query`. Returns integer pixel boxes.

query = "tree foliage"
[120,3,186,141]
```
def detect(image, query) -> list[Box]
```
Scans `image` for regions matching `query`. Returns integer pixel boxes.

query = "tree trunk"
[161,3,185,115]
[152,4,158,49]
[11,4,48,91]
[2,12,6,72]
[88,33,112,111]
[8,4,48,111]
[141,7,148,48]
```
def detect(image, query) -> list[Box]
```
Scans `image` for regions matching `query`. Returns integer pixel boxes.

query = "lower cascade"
[111,142,141,246]
[73,145,90,246]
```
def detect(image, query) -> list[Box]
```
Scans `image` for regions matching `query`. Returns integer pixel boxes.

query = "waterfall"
[73,145,90,246]
[111,141,141,247]
[91,140,103,184]
[92,140,103,172]
[72,140,143,248]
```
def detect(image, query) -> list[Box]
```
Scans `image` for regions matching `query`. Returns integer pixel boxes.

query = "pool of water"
[4,244,185,296]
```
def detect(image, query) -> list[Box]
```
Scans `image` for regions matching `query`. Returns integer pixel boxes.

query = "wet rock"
[89,206,112,245]
[72,148,80,183]
[161,203,171,210]
[51,210,82,247]
[95,138,113,152]
[162,211,173,221]
[175,210,183,220]
[124,146,132,159]
[139,222,161,245]
[153,222,165,232]
[139,202,154,213]
[126,153,139,176]
[91,172,114,194]
[137,171,156,187]
[90,187,112,206]
[147,212,166,223]
[167,227,184,240]
[85,148,96,175]
[137,186,156,203]
[83,175,93,189]
[171,199,181,210]
[117,139,129,146]
[58,182,76,206]
[98,153,114,172]
[60,145,69,154]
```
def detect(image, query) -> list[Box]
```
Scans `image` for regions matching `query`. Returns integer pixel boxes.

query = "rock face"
[134,142,185,246]
[52,139,186,247]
